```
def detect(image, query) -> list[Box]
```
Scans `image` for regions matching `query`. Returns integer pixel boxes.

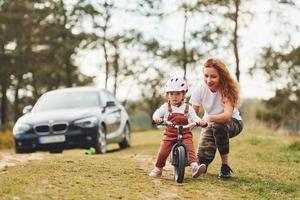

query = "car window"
[104,91,120,105]
[32,91,100,112]
[99,91,111,106]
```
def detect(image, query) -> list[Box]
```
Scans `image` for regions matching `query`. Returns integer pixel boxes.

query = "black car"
[13,87,131,154]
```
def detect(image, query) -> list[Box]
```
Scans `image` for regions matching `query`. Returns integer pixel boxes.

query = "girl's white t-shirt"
[152,102,201,123]
[190,82,242,120]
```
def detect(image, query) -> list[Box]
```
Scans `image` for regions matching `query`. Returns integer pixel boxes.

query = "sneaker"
[149,167,162,177]
[219,164,233,179]
[192,164,206,178]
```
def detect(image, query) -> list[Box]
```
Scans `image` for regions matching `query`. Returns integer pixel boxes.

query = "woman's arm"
[205,100,233,123]
[192,105,201,115]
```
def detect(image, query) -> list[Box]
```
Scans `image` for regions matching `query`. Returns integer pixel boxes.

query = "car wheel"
[95,124,107,154]
[119,122,131,149]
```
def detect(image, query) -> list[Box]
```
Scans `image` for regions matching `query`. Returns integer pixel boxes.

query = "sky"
[76,0,300,101]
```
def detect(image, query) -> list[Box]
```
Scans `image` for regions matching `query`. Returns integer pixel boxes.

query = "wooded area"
[0,0,299,133]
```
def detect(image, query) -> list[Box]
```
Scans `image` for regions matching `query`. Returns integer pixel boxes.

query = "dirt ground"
[0,150,45,171]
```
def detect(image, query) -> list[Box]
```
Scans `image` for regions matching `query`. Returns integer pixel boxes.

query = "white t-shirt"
[153,102,201,123]
[190,82,242,120]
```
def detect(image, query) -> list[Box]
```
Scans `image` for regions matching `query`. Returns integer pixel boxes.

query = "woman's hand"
[203,115,211,122]
[198,119,208,126]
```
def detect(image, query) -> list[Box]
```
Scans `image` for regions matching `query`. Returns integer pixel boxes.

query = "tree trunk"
[113,44,119,96]
[233,0,240,82]
[1,84,8,125]
[14,75,22,122]
[182,9,188,79]
[65,62,72,87]
[103,39,109,89]
[103,1,111,90]
[31,72,39,102]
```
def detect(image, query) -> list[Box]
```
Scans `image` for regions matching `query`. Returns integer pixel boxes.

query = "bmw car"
[13,87,131,154]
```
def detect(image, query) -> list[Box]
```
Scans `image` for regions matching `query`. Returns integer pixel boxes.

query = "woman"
[190,58,243,178]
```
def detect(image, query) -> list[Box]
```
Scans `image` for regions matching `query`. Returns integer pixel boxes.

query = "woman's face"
[204,67,220,92]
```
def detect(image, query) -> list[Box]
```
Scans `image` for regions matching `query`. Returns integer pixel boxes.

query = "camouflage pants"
[197,118,243,166]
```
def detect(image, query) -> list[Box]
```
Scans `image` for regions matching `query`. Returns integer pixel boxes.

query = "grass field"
[0,125,299,200]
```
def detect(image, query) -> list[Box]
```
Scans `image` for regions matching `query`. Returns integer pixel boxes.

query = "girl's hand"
[153,117,163,124]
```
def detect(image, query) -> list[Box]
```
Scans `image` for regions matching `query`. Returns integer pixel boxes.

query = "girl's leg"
[182,137,198,164]
[155,140,174,168]
[183,137,206,178]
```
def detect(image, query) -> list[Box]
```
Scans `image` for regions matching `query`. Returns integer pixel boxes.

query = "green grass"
[0,126,299,200]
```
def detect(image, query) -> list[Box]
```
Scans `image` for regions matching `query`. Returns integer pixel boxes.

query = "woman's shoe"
[219,164,233,178]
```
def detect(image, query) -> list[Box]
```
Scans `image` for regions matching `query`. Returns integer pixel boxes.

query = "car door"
[99,91,122,140]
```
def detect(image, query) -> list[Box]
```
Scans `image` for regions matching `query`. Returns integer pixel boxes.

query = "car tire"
[49,149,63,154]
[119,122,131,149]
[95,124,107,154]
[15,147,32,154]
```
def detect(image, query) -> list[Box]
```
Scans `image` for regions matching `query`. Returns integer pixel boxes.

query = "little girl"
[149,77,207,178]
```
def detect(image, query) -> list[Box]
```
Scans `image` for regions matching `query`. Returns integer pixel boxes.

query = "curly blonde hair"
[204,58,240,107]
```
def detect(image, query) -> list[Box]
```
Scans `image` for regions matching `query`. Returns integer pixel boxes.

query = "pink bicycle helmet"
[165,77,188,92]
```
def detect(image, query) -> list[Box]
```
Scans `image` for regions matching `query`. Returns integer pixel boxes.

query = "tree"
[0,0,94,125]
[250,42,300,132]
[138,67,165,125]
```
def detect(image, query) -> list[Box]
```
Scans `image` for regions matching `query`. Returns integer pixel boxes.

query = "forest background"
[0,0,299,134]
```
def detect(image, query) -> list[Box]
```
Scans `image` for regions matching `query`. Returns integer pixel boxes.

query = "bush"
[0,129,14,149]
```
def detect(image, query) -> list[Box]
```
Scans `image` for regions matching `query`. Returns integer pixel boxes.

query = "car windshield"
[32,91,100,112]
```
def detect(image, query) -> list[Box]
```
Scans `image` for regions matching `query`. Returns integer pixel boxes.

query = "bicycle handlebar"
[153,120,208,129]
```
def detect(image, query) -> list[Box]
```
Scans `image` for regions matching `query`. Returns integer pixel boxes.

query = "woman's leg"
[212,119,243,178]
[197,128,217,166]
[212,119,243,157]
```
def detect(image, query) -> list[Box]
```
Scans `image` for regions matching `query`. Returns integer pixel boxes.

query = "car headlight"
[74,117,98,128]
[13,123,31,135]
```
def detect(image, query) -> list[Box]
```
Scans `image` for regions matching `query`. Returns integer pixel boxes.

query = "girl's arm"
[205,99,233,123]
[152,104,166,123]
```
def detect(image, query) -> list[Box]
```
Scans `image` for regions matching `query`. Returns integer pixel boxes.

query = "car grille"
[34,122,68,135]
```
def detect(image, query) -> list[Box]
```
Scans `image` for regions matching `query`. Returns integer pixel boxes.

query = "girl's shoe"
[192,164,206,178]
[149,167,162,177]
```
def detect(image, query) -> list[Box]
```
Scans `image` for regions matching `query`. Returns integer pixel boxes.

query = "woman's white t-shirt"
[190,82,242,120]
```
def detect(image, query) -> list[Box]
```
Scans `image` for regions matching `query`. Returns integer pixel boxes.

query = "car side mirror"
[22,105,33,114]
[106,101,116,107]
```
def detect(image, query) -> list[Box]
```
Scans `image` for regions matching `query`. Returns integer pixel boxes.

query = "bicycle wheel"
[174,146,186,183]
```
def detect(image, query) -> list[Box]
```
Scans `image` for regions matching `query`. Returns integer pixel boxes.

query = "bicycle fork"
[171,126,189,167]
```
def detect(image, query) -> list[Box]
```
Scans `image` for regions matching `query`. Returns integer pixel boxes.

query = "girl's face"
[204,67,220,92]
[167,91,185,106]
